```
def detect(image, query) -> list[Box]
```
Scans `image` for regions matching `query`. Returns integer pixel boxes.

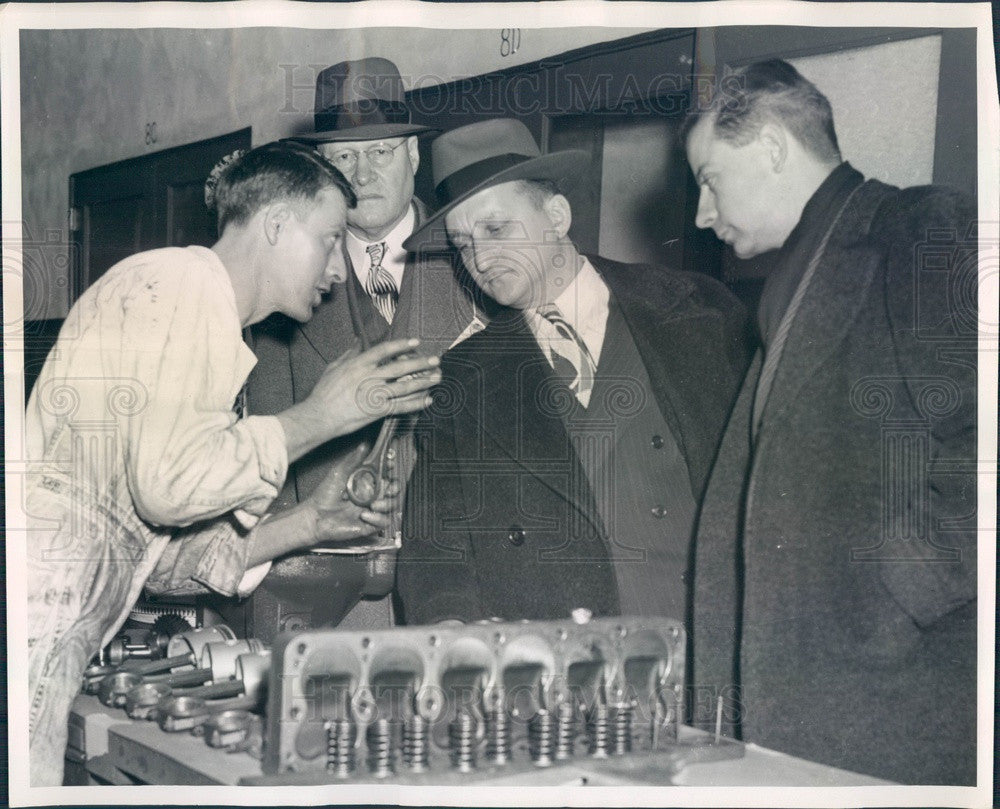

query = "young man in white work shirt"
[24,141,441,785]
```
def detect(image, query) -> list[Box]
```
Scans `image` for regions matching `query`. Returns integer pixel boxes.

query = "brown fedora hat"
[286,57,436,144]
[403,119,589,251]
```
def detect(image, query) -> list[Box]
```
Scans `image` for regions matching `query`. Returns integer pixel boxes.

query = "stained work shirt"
[25,245,285,785]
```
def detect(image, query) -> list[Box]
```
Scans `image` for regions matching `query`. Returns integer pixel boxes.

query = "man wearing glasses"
[247,58,484,631]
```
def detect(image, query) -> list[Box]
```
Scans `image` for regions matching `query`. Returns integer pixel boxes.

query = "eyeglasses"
[325,142,406,173]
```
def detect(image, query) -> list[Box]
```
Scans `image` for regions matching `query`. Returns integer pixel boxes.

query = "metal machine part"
[346,417,400,507]
[245,546,397,644]
[155,651,271,732]
[78,617,754,785]
[96,630,258,709]
[123,648,267,721]
[96,653,202,706]
[91,613,195,669]
[166,624,238,661]
[262,615,738,780]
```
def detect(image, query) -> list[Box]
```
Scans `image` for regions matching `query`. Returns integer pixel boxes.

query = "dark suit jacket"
[396,255,750,625]
[692,180,978,784]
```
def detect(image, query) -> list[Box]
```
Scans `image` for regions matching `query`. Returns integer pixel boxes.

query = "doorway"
[25,129,253,401]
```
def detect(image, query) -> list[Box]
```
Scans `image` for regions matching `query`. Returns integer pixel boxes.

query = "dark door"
[68,128,251,301]
[25,129,252,401]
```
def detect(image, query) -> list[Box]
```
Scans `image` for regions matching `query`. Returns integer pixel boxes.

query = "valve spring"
[402,714,429,772]
[366,718,397,778]
[555,701,576,760]
[528,708,557,767]
[325,719,357,777]
[586,704,611,757]
[611,703,634,755]
[484,707,511,765]
[448,710,478,772]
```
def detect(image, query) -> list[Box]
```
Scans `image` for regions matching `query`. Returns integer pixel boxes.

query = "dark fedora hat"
[403,119,589,251]
[286,57,436,144]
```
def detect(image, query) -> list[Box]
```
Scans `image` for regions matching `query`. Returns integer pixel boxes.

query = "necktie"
[365,242,398,323]
[538,303,597,404]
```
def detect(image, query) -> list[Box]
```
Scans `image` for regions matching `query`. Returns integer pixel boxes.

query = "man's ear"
[758,123,788,173]
[406,136,420,175]
[263,202,293,246]
[544,193,573,239]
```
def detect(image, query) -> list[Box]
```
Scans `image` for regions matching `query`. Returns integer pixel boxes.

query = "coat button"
[507,525,526,546]
[651,434,664,449]
[651,506,666,519]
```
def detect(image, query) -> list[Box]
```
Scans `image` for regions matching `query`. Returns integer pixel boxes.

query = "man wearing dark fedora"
[395,118,750,626]
[247,58,485,632]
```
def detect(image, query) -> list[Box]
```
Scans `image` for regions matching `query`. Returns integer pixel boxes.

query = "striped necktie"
[365,241,398,323]
[538,303,597,404]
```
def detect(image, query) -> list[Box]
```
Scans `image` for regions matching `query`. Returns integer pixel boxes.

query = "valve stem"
[555,700,576,760]
[484,687,511,766]
[528,708,557,767]
[366,718,397,778]
[611,702,634,755]
[325,718,357,778]
[401,714,429,772]
[448,709,478,772]
[586,703,611,758]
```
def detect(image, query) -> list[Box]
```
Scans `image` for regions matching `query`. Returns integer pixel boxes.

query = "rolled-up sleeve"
[145,516,272,598]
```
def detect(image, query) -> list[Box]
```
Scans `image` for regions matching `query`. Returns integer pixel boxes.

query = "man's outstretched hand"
[277,338,442,463]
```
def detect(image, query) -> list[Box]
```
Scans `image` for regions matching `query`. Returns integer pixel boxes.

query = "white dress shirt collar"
[527,255,610,373]
[347,203,416,290]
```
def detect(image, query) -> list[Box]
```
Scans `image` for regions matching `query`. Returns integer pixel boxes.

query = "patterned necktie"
[538,303,597,404]
[365,242,398,323]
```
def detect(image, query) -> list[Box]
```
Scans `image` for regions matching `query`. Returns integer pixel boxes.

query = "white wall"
[790,35,941,189]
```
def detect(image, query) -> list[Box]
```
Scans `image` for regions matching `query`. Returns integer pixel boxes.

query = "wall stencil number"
[500,29,521,58]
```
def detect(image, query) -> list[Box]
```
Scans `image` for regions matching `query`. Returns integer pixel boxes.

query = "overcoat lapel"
[752,181,890,448]
[473,312,605,539]
[593,255,727,496]
[390,200,479,352]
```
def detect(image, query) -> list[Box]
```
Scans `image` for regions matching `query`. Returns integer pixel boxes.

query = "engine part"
[447,709,477,773]
[528,708,557,767]
[483,686,511,766]
[325,719,357,778]
[155,651,271,732]
[401,713,429,773]
[555,700,576,760]
[264,616,685,776]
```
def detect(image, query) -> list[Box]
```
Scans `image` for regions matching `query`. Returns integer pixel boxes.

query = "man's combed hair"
[682,59,841,164]
[210,141,357,232]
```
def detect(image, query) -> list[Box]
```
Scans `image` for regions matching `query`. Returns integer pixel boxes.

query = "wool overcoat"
[691,180,979,785]
[396,254,750,625]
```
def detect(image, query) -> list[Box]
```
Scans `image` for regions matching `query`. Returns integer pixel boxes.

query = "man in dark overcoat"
[247,58,485,631]
[685,60,978,784]
[395,119,749,628]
